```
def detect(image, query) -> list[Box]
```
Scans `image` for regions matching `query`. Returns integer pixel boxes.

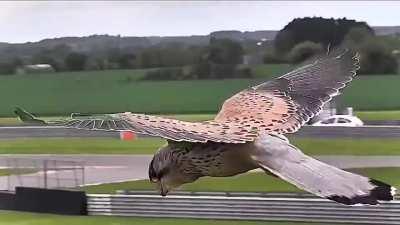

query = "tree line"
[0,17,398,78]
[269,17,399,75]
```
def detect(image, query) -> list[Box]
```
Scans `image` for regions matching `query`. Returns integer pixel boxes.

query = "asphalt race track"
[2,125,400,139]
[0,126,118,139]
[0,154,399,190]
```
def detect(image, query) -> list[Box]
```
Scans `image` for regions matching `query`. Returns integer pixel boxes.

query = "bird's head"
[148,143,200,196]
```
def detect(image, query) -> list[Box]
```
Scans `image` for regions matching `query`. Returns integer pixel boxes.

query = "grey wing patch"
[253,50,360,133]
[53,112,259,143]
[61,114,129,131]
[251,134,396,205]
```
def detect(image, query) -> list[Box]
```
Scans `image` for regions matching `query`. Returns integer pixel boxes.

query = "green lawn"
[340,75,400,110]
[0,168,38,176]
[251,64,291,78]
[355,110,400,121]
[0,71,260,117]
[0,117,22,125]
[0,137,399,155]
[0,138,165,154]
[0,66,399,117]
[83,167,400,194]
[293,138,400,155]
[0,211,342,225]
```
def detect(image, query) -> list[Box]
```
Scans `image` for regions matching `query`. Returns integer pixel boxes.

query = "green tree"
[137,48,161,68]
[275,17,374,55]
[65,52,87,71]
[0,57,23,75]
[118,53,136,69]
[208,38,244,64]
[344,27,374,45]
[288,41,324,63]
[358,39,398,75]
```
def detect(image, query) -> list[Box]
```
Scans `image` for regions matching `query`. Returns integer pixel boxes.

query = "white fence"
[87,193,400,224]
[3,158,84,191]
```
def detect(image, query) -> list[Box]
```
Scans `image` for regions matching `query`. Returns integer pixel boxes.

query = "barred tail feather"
[252,134,396,205]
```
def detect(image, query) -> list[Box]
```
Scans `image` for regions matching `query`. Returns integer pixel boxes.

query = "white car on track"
[312,115,364,127]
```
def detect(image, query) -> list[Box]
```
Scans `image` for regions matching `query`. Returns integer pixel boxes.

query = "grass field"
[355,110,400,121]
[83,167,400,194]
[0,71,258,117]
[1,137,400,155]
[0,66,399,117]
[0,168,38,176]
[251,63,292,78]
[0,211,342,225]
[0,138,165,154]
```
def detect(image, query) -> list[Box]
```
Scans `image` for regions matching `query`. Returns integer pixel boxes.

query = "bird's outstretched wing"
[15,110,257,143]
[215,49,360,134]
[15,49,359,143]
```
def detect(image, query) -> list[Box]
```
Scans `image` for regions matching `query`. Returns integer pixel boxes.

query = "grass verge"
[0,138,165,154]
[0,137,400,155]
[356,110,400,121]
[0,210,338,225]
[0,168,38,176]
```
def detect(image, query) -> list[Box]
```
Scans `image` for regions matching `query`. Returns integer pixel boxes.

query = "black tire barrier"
[15,187,87,215]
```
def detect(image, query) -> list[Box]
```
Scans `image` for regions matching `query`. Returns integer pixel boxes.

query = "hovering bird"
[16,50,396,205]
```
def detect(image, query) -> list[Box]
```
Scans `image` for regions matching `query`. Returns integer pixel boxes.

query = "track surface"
[0,155,399,190]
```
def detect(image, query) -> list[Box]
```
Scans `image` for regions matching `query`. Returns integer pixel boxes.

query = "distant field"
[251,63,291,78]
[0,138,165,154]
[0,66,399,117]
[0,71,259,116]
[355,110,400,121]
[0,137,400,155]
[341,75,400,110]
[83,167,400,194]
[0,168,37,176]
[0,211,339,225]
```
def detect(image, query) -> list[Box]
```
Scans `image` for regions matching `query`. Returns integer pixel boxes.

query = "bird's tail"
[253,134,397,205]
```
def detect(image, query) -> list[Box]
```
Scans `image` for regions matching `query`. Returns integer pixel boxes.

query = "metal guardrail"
[290,125,400,139]
[116,190,400,199]
[87,193,400,224]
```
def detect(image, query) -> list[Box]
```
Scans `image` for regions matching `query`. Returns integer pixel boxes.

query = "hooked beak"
[160,183,169,196]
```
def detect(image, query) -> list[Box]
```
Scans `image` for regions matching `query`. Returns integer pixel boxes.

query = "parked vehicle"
[312,115,364,127]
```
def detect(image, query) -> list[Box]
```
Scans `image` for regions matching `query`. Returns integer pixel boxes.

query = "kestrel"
[17,50,396,205]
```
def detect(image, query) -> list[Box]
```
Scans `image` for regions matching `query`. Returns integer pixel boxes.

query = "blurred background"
[0,1,399,225]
